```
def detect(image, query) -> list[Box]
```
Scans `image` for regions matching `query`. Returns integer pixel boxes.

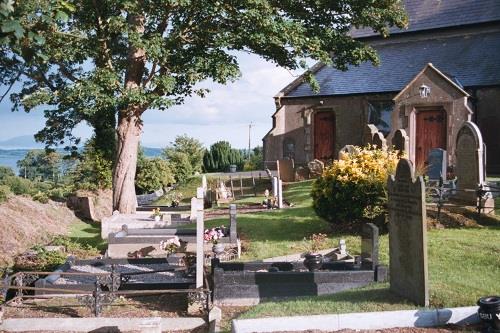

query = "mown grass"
[207,180,500,317]
[68,219,107,251]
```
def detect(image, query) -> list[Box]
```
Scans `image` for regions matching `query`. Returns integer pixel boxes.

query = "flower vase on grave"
[303,253,323,272]
[212,243,225,256]
[154,215,161,222]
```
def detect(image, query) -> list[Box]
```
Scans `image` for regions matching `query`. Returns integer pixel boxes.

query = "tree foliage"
[0,0,407,212]
[203,141,244,172]
[244,146,264,171]
[16,150,62,181]
[163,135,204,183]
[136,153,175,194]
[70,138,112,190]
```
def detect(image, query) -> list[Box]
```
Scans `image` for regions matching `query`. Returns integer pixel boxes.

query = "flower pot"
[154,215,161,222]
[478,296,500,332]
[303,253,323,272]
[212,243,225,255]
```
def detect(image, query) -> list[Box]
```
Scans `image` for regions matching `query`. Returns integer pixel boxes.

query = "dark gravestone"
[363,124,379,146]
[361,223,379,270]
[387,158,429,306]
[427,148,447,180]
[393,129,409,156]
[373,132,387,151]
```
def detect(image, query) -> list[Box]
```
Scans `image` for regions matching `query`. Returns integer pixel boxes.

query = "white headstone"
[272,176,278,198]
[277,179,283,209]
[202,175,207,191]
[196,187,204,288]
[190,197,197,222]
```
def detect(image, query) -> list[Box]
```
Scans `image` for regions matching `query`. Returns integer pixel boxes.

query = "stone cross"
[387,158,429,306]
[427,148,447,180]
[229,204,237,243]
[195,187,204,288]
[190,197,198,222]
[202,175,207,191]
[361,223,379,271]
[392,129,409,156]
[277,179,283,209]
[363,124,379,146]
[455,121,485,203]
[372,132,387,151]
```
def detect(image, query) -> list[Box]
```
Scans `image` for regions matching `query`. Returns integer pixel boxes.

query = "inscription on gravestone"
[387,159,429,306]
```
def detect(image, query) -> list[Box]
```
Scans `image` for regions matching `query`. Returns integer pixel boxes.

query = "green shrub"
[136,157,175,193]
[1,176,35,195]
[32,191,49,203]
[311,146,400,226]
[0,166,15,180]
[0,185,11,203]
[203,141,244,172]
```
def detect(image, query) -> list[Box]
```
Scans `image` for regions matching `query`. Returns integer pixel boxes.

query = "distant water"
[0,147,163,174]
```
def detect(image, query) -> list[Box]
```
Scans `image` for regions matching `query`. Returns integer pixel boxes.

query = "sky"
[0,52,300,149]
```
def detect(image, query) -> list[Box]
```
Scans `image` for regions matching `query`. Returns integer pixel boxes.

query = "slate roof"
[285,31,500,97]
[351,0,500,38]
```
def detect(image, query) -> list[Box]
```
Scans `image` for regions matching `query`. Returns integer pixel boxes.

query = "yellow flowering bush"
[312,145,400,226]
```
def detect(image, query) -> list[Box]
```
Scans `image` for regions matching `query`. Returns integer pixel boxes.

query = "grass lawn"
[206,180,500,317]
[68,219,107,251]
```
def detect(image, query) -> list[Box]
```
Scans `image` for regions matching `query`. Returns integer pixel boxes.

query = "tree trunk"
[112,112,142,213]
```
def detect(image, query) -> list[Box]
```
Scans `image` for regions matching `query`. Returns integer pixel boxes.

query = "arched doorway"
[415,107,447,169]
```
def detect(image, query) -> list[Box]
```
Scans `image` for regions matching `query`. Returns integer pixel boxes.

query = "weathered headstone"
[363,124,380,146]
[393,129,409,156]
[202,175,207,191]
[195,187,204,289]
[190,197,198,222]
[361,223,379,270]
[272,176,278,197]
[427,148,447,180]
[307,159,324,178]
[229,204,237,243]
[372,132,387,151]
[277,159,295,182]
[339,145,356,159]
[387,159,429,306]
[277,179,283,209]
[455,121,485,203]
[295,166,310,181]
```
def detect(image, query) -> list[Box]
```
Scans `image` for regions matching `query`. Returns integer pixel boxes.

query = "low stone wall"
[212,261,387,306]
[136,189,164,206]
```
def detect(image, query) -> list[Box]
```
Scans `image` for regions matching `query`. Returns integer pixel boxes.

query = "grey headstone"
[339,145,356,159]
[387,158,429,306]
[272,177,278,197]
[455,121,485,203]
[229,204,237,243]
[427,148,447,180]
[361,223,379,270]
[363,124,379,146]
[307,159,324,178]
[393,129,409,155]
[372,132,387,151]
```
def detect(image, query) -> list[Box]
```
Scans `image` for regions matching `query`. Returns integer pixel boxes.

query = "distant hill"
[0,135,45,149]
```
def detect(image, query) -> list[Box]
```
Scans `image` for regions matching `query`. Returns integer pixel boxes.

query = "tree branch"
[0,72,21,103]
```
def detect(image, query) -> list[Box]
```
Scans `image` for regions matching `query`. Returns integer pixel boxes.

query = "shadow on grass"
[69,220,107,252]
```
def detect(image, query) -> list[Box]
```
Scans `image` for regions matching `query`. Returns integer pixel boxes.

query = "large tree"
[0,0,407,213]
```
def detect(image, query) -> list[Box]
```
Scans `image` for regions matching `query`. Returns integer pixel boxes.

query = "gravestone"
[361,223,379,270]
[427,148,447,180]
[229,204,237,243]
[202,175,207,191]
[295,166,310,181]
[387,158,429,306]
[272,176,278,197]
[190,197,198,222]
[339,145,356,159]
[277,159,295,182]
[372,132,387,151]
[455,121,485,203]
[363,124,379,146]
[195,187,204,289]
[393,129,409,156]
[307,159,324,178]
[277,179,283,209]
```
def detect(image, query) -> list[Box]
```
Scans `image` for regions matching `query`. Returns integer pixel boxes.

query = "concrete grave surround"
[229,204,237,243]
[277,159,295,182]
[427,148,447,180]
[455,121,485,203]
[387,158,429,306]
[195,187,204,288]
[392,129,410,155]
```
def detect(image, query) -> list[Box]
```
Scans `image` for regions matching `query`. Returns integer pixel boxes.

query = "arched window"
[283,138,295,160]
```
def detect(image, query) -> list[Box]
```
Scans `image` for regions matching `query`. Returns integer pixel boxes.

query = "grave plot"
[210,223,386,306]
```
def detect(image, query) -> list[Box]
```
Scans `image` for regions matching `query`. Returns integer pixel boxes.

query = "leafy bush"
[243,146,264,171]
[203,141,244,172]
[1,176,35,195]
[163,135,204,182]
[0,185,11,203]
[32,191,49,203]
[0,166,15,180]
[136,157,175,193]
[312,146,400,226]
[71,139,113,190]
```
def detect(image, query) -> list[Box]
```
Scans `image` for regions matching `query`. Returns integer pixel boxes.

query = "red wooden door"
[415,108,447,168]
[314,111,335,160]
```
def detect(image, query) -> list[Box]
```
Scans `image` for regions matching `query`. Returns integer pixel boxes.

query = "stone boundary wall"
[136,189,164,206]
